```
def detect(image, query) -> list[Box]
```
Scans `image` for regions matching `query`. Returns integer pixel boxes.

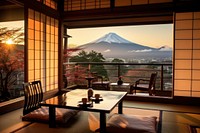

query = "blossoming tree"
[0,27,24,101]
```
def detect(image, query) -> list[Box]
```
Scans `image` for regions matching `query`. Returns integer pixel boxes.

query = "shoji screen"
[36,0,57,9]
[64,0,110,11]
[174,12,200,97]
[27,9,58,91]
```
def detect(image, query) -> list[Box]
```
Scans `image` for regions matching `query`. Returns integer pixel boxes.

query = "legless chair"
[130,72,157,96]
[106,113,157,133]
[22,80,79,124]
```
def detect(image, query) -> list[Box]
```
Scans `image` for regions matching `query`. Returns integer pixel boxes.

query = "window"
[66,24,173,97]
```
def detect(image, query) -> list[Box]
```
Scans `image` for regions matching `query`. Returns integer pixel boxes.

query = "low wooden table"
[40,89,127,133]
[110,82,130,92]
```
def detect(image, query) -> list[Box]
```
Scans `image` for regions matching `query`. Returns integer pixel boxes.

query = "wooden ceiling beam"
[63,3,173,28]
[63,3,173,21]
[64,15,172,29]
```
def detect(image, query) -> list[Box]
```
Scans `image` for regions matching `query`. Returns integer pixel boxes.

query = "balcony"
[64,62,173,98]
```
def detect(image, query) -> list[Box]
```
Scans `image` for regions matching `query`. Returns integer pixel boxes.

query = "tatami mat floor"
[1,100,200,133]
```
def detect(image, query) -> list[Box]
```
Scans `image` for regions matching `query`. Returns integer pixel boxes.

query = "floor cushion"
[106,113,157,133]
[22,107,79,124]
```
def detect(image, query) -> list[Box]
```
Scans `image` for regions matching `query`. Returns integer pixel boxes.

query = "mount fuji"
[90,32,133,44]
[77,32,172,60]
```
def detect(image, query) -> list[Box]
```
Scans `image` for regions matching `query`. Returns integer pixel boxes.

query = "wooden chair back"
[148,72,157,94]
[23,80,43,115]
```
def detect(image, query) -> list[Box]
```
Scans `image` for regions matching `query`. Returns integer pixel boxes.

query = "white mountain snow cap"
[158,45,172,51]
[90,32,133,44]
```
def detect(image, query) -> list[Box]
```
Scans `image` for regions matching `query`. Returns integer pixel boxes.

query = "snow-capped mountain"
[79,32,156,51]
[90,32,133,44]
[158,45,172,51]
[77,32,172,60]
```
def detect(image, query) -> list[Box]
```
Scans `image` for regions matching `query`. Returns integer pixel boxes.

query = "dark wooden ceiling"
[0,0,200,27]
[0,0,24,22]
[0,0,23,10]
[63,0,200,28]
[63,3,174,28]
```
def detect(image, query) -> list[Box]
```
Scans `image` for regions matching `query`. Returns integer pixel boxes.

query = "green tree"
[111,58,127,76]
[111,58,124,63]
[70,50,105,62]
[70,50,88,62]
[87,50,105,62]
[70,50,108,79]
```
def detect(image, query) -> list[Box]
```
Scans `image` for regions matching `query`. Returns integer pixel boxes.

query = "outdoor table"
[85,76,94,88]
[110,82,130,92]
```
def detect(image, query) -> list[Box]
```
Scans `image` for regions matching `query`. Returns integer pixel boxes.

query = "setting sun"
[6,39,14,45]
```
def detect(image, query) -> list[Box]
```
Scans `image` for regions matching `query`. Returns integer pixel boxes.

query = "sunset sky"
[0,21,173,48]
[0,20,24,45]
[0,20,24,29]
[68,24,173,48]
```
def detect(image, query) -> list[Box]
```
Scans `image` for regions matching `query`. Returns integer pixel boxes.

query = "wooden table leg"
[100,112,106,133]
[118,100,123,114]
[49,106,56,128]
[88,79,91,88]
[157,110,163,133]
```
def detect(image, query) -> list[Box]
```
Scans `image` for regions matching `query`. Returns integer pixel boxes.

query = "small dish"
[90,97,103,103]
[78,101,93,107]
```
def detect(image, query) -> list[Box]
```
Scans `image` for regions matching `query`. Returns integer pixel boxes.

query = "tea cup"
[95,94,100,99]
[82,98,87,104]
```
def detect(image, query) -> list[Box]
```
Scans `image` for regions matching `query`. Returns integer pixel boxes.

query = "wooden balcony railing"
[64,62,173,96]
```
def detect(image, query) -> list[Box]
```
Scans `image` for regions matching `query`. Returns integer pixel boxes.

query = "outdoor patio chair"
[130,72,157,96]
[22,80,79,124]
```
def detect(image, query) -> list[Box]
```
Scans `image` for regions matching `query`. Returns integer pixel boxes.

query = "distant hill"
[0,43,24,51]
[77,32,172,60]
